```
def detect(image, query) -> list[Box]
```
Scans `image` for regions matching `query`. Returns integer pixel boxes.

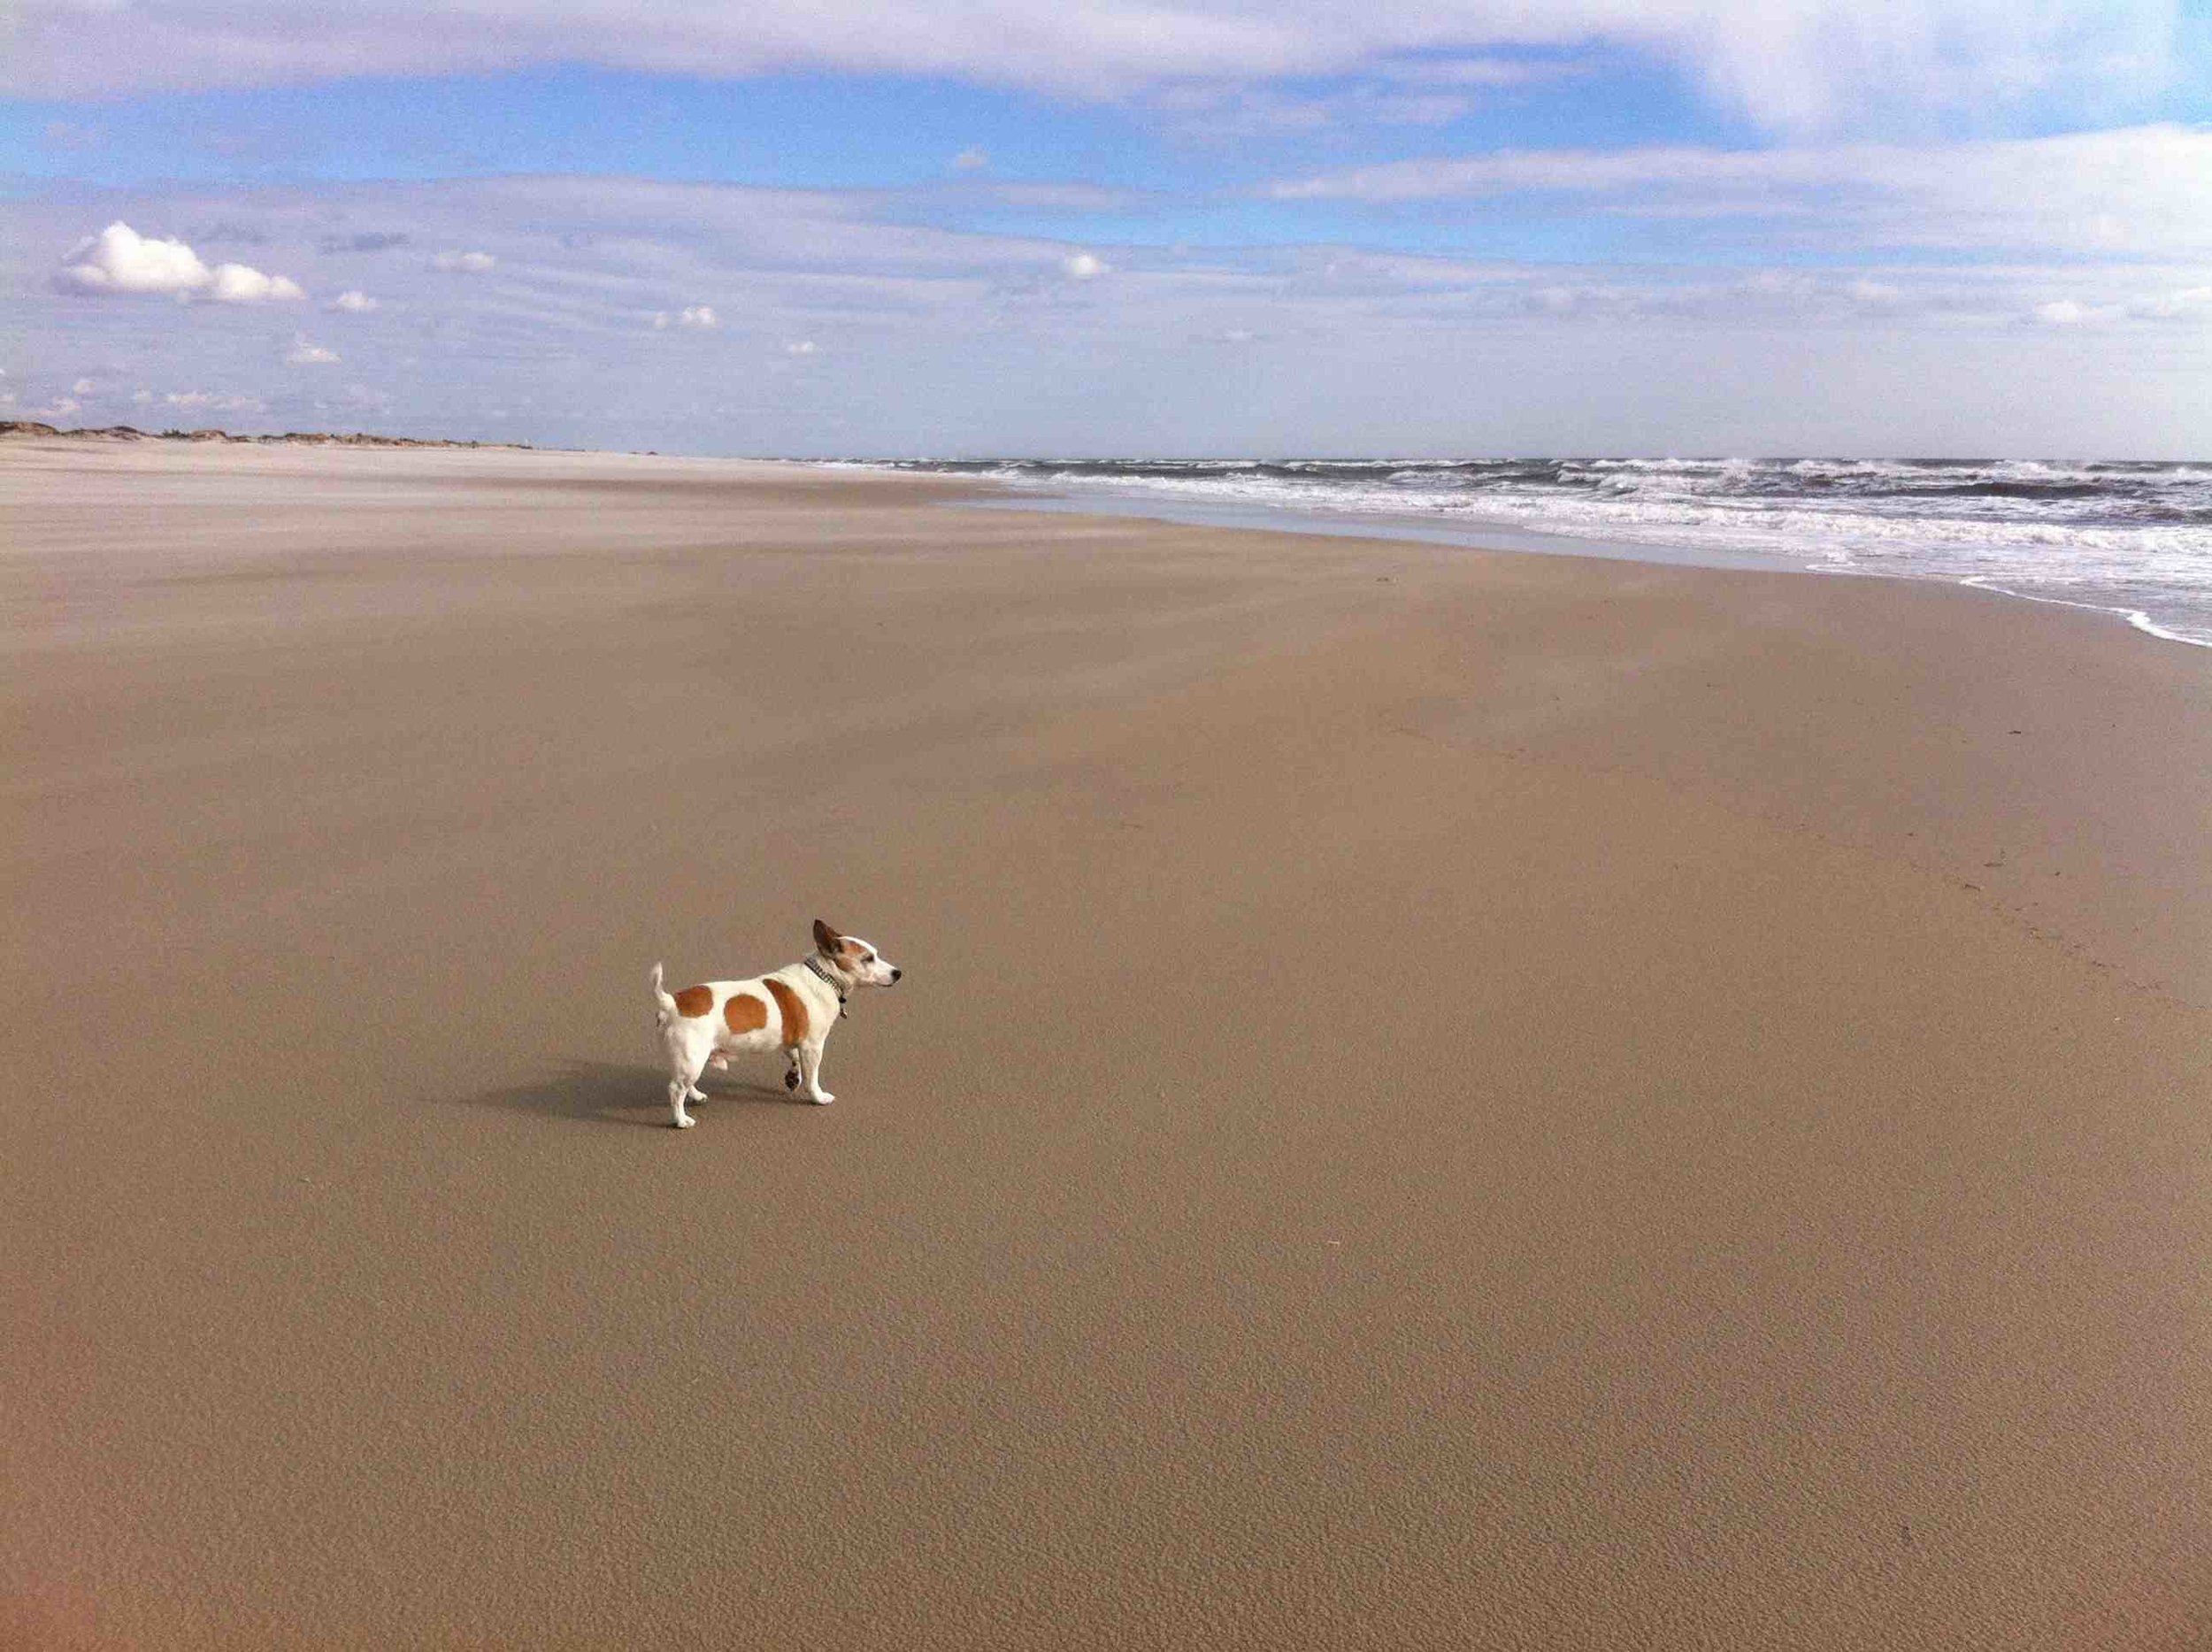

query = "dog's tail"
[650,961,679,1031]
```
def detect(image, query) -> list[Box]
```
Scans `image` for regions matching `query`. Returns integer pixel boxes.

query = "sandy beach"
[4,440,2208,1648]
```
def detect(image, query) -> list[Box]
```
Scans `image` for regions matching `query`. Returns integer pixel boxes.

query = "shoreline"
[985,484,2212,651]
[1953,571,2208,648]
[6,443,2208,1648]
[18,427,2201,650]
[838,459,2212,653]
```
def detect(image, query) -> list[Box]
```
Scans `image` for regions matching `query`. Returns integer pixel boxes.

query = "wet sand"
[4,440,2208,1648]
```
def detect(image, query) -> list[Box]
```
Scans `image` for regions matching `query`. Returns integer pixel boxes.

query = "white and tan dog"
[650,919,902,1127]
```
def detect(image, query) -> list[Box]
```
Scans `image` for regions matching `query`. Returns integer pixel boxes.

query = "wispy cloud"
[43,119,104,150]
[6,1,2181,138]
[320,231,411,254]
[1143,81,1481,139]
[138,388,268,415]
[1268,126,2212,255]
[1379,55,1581,90]
[12,173,2208,456]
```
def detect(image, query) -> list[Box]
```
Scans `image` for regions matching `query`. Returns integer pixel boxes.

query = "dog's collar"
[803,955,849,1018]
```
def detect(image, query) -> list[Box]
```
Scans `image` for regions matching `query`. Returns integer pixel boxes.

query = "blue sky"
[7,2,2211,454]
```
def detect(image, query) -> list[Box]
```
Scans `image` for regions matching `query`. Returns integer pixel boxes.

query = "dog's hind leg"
[667,1042,710,1129]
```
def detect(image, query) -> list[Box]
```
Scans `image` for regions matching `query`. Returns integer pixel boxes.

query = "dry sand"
[4,440,2208,1648]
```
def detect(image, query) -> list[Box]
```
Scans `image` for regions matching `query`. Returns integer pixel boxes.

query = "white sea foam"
[876,457,2212,648]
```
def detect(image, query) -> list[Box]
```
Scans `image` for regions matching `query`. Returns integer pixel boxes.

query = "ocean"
[869,457,2212,649]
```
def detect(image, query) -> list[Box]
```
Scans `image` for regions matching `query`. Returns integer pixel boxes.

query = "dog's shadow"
[458,1058,802,1128]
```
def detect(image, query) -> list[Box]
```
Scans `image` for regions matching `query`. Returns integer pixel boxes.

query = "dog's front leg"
[796,1041,833,1105]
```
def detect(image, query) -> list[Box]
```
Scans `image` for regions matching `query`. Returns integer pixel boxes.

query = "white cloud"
[2027,296,2147,326]
[433,250,496,273]
[785,339,819,355]
[5,1,2179,139]
[55,221,211,296]
[1063,251,1110,280]
[328,288,379,312]
[208,262,305,304]
[71,377,96,395]
[952,146,989,172]
[41,397,82,419]
[678,304,718,327]
[53,220,305,302]
[286,337,342,365]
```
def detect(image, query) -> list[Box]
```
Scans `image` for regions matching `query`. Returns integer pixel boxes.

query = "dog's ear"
[812,918,840,952]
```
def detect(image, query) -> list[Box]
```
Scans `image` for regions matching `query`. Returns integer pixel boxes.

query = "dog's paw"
[784,1067,800,1092]
[672,1114,696,1129]
[809,1091,835,1106]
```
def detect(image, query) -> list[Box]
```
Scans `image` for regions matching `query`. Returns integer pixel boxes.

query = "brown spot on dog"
[764,977,810,1048]
[723,992,768,1035]
[672,985,713,1018]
